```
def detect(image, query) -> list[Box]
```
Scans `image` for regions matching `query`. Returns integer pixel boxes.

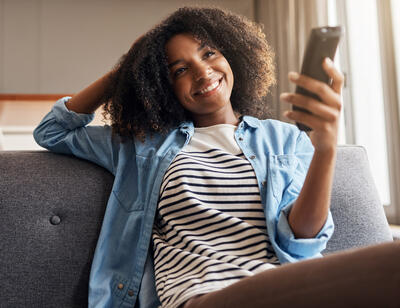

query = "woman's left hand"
[280,57,344,153]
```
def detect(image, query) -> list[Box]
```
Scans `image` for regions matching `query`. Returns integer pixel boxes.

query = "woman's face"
[165,33,234,121]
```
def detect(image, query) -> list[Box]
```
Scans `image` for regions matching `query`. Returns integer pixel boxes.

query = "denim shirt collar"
[178,121,194,136]
[241,115,260,128]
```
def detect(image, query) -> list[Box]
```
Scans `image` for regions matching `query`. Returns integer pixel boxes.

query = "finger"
[288,72,342,110]
[322,58,344,94]
[280,93,340,122]
[283,110,330,132]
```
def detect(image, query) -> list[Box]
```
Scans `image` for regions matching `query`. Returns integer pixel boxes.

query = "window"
[332,0,400,223]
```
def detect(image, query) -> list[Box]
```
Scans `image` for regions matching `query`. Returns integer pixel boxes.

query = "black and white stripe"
[153,148,279,308]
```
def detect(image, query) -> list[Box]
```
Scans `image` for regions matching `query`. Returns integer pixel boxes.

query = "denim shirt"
[33,97,334,308]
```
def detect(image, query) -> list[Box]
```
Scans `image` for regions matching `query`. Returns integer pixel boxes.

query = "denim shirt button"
[238,137,243,141]
[262,180,266,187]
[128,290,134,297]
[250,155,256,160]
[117,283,124,290]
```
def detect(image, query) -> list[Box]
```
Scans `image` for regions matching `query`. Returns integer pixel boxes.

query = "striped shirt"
[152,124,280,308]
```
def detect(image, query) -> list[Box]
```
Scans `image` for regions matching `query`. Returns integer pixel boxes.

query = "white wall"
[0,0,255,94]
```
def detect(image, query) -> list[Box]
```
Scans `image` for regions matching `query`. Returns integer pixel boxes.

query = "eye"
[203,50,215,59]
[173,67,186,78]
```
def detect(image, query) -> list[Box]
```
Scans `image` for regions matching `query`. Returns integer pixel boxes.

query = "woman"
[34,6,399,308]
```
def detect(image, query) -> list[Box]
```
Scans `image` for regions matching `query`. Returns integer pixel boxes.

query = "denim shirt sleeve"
[33,97,121,175]
[275,131,334,258]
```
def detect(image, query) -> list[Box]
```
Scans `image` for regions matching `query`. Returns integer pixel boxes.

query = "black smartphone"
[294,26,343,131]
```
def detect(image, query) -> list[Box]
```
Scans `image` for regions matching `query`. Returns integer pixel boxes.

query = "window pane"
[345,0,391,205]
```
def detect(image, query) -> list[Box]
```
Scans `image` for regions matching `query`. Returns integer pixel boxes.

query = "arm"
[33,70,121,174]
[288,147,336,238]
[66,35,146,114]
[65,70,115,114]
[280,57,344,238]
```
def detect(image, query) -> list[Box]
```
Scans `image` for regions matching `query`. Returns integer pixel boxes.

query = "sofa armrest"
[323,145,393,254]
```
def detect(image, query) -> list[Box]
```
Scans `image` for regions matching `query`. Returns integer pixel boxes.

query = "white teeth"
[198,80,219,94]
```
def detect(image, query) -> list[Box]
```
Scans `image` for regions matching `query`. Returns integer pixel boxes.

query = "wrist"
[314,146,337,158]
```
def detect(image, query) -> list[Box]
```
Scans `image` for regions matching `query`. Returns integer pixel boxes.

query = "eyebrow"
[167,42,207,69]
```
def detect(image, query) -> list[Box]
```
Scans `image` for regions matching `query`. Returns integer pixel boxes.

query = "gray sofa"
[0,145,393,307]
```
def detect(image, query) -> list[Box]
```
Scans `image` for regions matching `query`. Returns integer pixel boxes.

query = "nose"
[192,61,212,81]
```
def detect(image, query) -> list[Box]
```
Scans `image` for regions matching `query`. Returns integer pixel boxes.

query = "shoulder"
[246,115,302,140]
[243,116,313,154]
[261,118,300,134]
[244,115,298,134]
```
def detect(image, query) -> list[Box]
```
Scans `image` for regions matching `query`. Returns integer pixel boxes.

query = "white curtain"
[255,0,329,120]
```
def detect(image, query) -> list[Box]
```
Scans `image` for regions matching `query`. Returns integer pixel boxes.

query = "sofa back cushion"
[0,151,113,307]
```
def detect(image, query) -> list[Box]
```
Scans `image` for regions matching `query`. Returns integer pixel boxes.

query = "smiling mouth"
[194,78,223,97]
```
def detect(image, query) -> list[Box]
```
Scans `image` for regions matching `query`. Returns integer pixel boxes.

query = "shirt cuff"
[276,202,335,258]
[52,96,95,130]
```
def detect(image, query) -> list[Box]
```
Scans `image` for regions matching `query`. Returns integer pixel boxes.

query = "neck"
[193,104,240,127]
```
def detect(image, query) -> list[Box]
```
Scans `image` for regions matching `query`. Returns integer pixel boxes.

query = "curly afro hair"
[101,6,276,142]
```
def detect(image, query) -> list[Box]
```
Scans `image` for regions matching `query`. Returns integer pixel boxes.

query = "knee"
[182,295,204,308]
[183,293,220,308]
